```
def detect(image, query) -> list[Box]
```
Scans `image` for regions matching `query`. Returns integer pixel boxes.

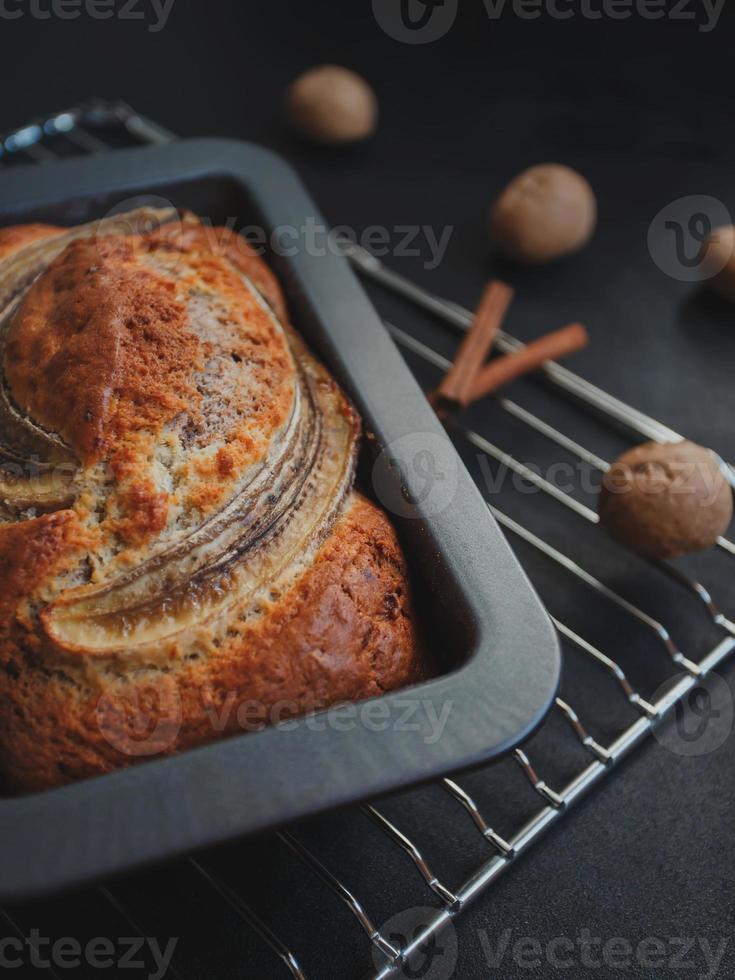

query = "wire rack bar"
[0,100,175,162]
[513,749,566,808]
[2,103,735,980]
[362,806,460,908]
[98,886,188,980]
[553,619,658,718]
[278,831,401,964]
[370,631,735,978]
[189,859,307,980]
[342,241,735,486]
[381,319,735,555]
[488,503,696,673]
[554,697,612,764]
[457,419,729,624]
[0,906,63,980]
[440,778,515,855]
[386,319,735,633]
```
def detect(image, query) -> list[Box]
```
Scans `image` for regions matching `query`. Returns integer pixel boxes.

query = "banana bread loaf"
[0,209,425,793]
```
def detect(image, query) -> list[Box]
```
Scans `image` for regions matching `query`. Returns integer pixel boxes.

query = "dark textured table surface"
[1,3,735,977]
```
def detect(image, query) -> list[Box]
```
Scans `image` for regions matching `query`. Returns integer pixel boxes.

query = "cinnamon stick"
[430,280,513,411]
[468,322,589,402]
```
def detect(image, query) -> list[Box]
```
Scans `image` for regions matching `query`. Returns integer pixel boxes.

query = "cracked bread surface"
[0,213,424,793]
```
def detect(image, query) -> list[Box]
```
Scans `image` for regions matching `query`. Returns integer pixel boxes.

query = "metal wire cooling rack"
[1,101,734,979]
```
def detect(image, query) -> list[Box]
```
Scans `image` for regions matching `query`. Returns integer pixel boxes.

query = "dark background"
[2,2,735,978]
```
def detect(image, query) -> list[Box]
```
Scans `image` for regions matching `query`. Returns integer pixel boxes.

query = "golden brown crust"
[0,223,62,260]
[5,235,200,464]
[0,494,423,793]
[151,220,289,323]
[0,510,87,623]
[0,216,425,792]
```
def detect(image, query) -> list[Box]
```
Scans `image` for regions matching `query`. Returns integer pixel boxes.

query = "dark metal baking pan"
[0,139,560,901]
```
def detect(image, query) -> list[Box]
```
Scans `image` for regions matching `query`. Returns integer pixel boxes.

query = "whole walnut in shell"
[490,163,597,265]
[286,65,377,145]
[700,225,735,301]
[599,440,732,559]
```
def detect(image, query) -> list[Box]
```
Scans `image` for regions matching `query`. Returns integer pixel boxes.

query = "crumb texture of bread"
[0,213,425,793]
